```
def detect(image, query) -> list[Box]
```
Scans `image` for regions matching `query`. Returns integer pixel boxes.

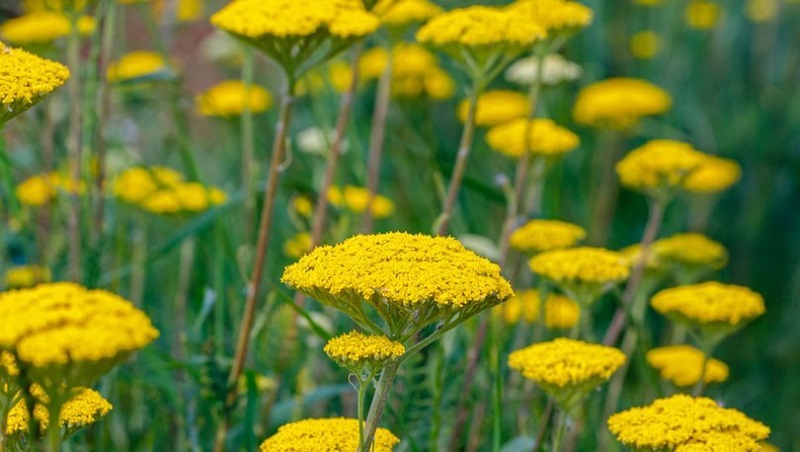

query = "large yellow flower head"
[650,281,765,328]
[282,233,513,337]
[506,0,593,33]
[6,385,112,435]
[683,155,742,194]
[374,0,442,27]
[616,140,709,198]
[608,395,770,451]
[509,338,625,410]
[324,331,405,374]
[646,345,729,387]
[196,80,272,117]
[529,247,629,305]
[654,232,728,272]
[486,118,580,159]
[573,77,671,129]
[107,51,171,83]
[458,90,530,127]
[1,12,95,45]
[0,44,69,124]
[260,418,399,451]
[327,185,394,219]
[509,219,586,254]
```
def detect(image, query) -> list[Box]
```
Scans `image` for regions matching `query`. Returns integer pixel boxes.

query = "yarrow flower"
[3,265,51,289]
[631,30,660,59]
[486,118,580,159]
[682,155,742,194]
[15,172,86,207]
[509,219,586,254]
[650,281,765,328]
[0,43,70,125]
[685,0,723,29]
[646,345,729,387]
[373,0,442,28]
[260,418,399,451]
[615,140,709,199]
[654,232,728,273]
[196,80,272,117]
[112,166,184,205]
[573,77,671,129]
[107,51,171,83]
[327,185,394,219]
[113,166,226,214]
[499,290,580,330]
[457,90,530,127]
[324,331,405,375]
[284,232,312,259]
[506,0,593,34]
[608,394,770,451]
[354,44,455,100]
[6,385,112,435]
[0,12,95,45]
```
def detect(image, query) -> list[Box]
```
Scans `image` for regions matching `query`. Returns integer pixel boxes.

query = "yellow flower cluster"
[615,140,708,194]
[631,30,660,59]
[211,0,379,40]
[22,0,90,12]
[353,44,455,99]
[15,172,85,207]
[196,80,272,117]
[573,77,671,129]
[683,156,742,193]
[374,0,442,27]
[6,386,112,434]
[508,338,625,388]
[1,12,95,45]
[646,345,729,387]
[654,232,728,270]
[3,265,51,289]
[0,282,159,368]
[686,1,723,29]
[284,232,312,259]
[327,185,394,219]
[113,167,226,214]
[324,331,405,367]
[260,418,399,451]
[507,0,593,32]
[0,44,70,124]
[500,290,580,330]
[651,281,766,326]
[416,6,546,48]
[486,118,580,159]
[107,51,170,83]
[545,294,581,329]
[509,219,586,254]
[282,232,513,310]
[530,247,630,285]
[608,395,770,451]
[458,90,530,127]
[112,166,183,204]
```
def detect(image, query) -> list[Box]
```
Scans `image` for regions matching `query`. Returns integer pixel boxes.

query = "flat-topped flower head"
[509,219,586,254]
[282,233,513,337]
[616,140,709,199]
[544,294,580,329]
[112,166,184,205]
[506,0,593,34]
[0,44,69,125]
[500,290,580,330]
[529,247,629,306]
[486,118,580,159]
[509,338,625,411]
[646,345,729,387]
[196,80,272,117]
[324,331,405,375]
[573,77,671,129]
[654,232,728,276]
[6,385,112,435]
[327,185,394,219]
[608,395,770,451]
[683,155,742,194]
[260,418,399,451]
[651,281,765,328]
[374,0,442,28]
[458,90,530,127]
[140,182,227,215]
[1,12,95,45]
[107,51,171,83]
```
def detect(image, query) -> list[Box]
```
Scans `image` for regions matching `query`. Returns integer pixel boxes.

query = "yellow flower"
[486,118,580,159]
[506,0,594,33]
[631,30,660,59]
[416,5,546,49]
[635,0,664,6]
[646,345,729,387]
[651,281,766,327]
[292,195,314,217]
[4,265,51,289]
[500,290,541,324]
[686,1,723,29]
[22,0,91,12]
[0,44,70,124]
[1,12,95,45]
[374,0,442,27]
[615,140,708,196]
[458,90,530,127]
[196,80,272,117]
[358,47,390,80]
[654,232,728,271]
[107,51,170,83]
[327,185,394,218]
[682,155,742,194]
[573,77,671,129]
[746,0,779,22]
[141,182,227,215]
[544,294,580,329]
[260,418,399,451]
[2,351,19,377]
[324,331,405,368]
[500,290,580,329]
[390,44,455,99]
[608,394,770,451]
[6,385,112,435]
[509,219,586,254]
[327,60,354,93]
[15,172,85,206]
[529,247,629,305]
[284,232,312,259]
[152,0,204,23]
[112,166,184,205]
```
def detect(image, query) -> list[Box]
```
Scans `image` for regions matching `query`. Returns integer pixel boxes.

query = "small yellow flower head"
[458,90,530,127]
[327,185,394,219]
[324,331,405,372]
[4,265,51,289]
[615,140,709,197]
[686,1,723,29]
[112,166,184,205]
[22,0,92,13]
[500,290,541,324]
[635,0,665,6]
[15,172,85,206]
[683,156,742,194]
[544,294,580,329]
[0,283,158,386]
[374,0,443,27]
[573,77,671,129]
[608,394,770,451]
[260,418,399,451]
[417,6,546,49]
[0,44,69,124]
[651,281,766,327]
[390,44,455,99]
[509,219,586,254]
[746,0,779,23]
[530,247,629,305]
[506,0,594,33]
[196,80,272,117]
[282,233,513,336]
[654,232,728,271]
[141,182,227,215]
[284,232,312,259]
[1,351,19,377]
[646,345,729,387]
[631,30,660,59]
[509,338,625,410]
[1,12,95,45]
[107,51,170,83]
[292,195,314,217]
[6,386,112,435]
[358,47,390,80]
[500,290,579,329]
[486,118,580,159]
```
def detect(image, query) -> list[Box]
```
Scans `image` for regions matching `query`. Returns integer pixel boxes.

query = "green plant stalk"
[0,128,20,221]
[692,336,720,396]
[356,375,369,452]
[174,235,196,450]
[551,409,569,452]
[490,315,502,452]
[241,46,256,240]
[361,360,399,451]
[66,12,84,283]
[214,224,227,356]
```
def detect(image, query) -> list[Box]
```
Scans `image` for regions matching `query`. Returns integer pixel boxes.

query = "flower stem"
[66,12,84,283]
[356,376,368,451]
[551,409,569,452]
[361,360,399,451]
[241,45,256,240]
[0,128,20,221]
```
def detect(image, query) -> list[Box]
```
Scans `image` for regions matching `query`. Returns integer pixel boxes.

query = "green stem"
[356,376,368,451]
[361,360,399,451]
[0,128,20,220]
[551,409,569,452]
[66,12,84,283]
[490,316,502,452]
[692,338,718,396]
[241,45,256,240]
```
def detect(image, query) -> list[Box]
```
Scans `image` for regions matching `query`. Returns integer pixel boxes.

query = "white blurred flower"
[505,54,583,86]
[296,127,348,156]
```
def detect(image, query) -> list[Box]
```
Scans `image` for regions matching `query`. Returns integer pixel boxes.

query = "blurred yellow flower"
[746,0,779,22]
[509,219,586,254]
[530,247,630,305]
[631,30,660,59]
[458,90,530,127]
[107,51,170,83]
[15,172,85,207]
[0,44,70,124]
[293,196,315,217]
[544,294,580,329]
[196,80,272,117]
[654,232,728,271]
[635,0,665,6]
[327,60,354,93]
[500,290,541,324]
[284,232,312,259]
[141,182,227,215]
[500,290,580,330]
[646,345,729,387]
[573,77,671,129]
[615,140,708,196]
[112,166,183,205]
[327,185,394,218]
[683,155,742,194]
[651,281,765,327]
[506,0,594,33]
[3,265,51,289]
[686,1,723,29]
[1,12,95,45]
[374,0,442,27]
[260,418,399,451]
[486,118,580,159]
